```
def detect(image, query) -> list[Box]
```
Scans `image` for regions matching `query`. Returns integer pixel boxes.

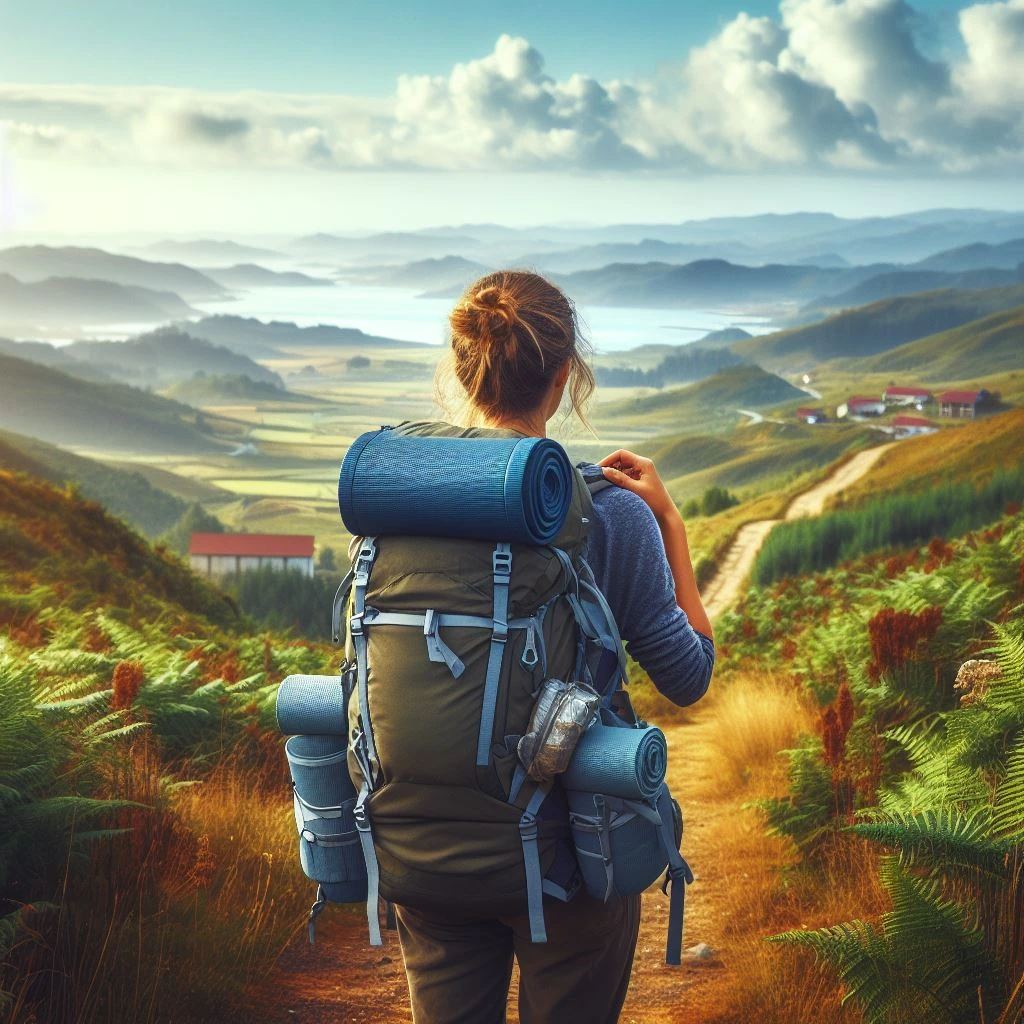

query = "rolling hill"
[163,373,320,406]
[843,306,1024,380]
[185,314,427,356]
[142,238,286,263]
[597,364,805,428]
[912,238,1024,272]
[0,274,199,329]
[0,245,227,299]
[808,266,1023,311]
[735,284,1024,371]
[0,354,226,454]
[64,328,284,386]
[0,428,190,536]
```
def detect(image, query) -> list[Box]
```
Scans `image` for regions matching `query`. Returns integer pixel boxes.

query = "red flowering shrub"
[867,606,943,680]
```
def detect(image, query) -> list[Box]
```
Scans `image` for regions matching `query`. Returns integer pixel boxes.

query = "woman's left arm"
[599,450,713,641]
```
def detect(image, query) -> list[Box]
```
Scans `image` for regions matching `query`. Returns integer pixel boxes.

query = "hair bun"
[470,285,518,328]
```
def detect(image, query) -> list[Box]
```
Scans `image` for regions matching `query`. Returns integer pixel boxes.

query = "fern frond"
[993,735,1024,839]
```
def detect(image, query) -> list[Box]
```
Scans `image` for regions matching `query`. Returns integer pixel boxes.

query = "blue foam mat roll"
[276,674,348,736]
[338,429,574,545]
[562,723,667,800]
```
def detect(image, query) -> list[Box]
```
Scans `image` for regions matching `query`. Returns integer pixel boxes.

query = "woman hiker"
[392,270,716,1023]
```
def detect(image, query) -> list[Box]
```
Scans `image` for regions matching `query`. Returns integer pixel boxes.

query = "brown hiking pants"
[395,892,642,1024]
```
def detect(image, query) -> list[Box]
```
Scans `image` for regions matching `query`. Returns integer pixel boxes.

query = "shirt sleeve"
[587,485,714,707]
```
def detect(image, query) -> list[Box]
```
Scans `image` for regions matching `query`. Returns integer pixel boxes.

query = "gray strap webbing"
[354,781,383,947]
[477,543,512,767]
[519,783,550,944]
[423,609,466,678]
[508,763,527,804]
[365,610,537,631]
[308,884,326,944]
[654,789,692,966]
[351,538,379,776]
[331,569,354,645]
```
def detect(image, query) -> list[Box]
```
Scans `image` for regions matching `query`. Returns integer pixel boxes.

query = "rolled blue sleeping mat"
[562,723,668,800]
[337,429,574,545]
[276,674,348,737]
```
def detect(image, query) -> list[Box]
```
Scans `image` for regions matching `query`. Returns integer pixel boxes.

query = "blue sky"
[0,0,965,92]
[0,0,1021,235]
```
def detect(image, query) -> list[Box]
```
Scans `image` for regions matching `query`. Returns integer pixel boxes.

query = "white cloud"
[1,4,1022,177]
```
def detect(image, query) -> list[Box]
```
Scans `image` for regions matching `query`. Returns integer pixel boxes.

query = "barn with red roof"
[189,533,316,578]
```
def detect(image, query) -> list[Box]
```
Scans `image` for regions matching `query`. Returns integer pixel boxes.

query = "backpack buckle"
[519,812,539,840]
[353,803,371,833]
[493,548,513,579]
[350,613,364,638]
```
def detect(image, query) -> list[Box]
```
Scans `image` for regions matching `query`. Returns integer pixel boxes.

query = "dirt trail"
[701,444,894,620]
[244,710,744,1024]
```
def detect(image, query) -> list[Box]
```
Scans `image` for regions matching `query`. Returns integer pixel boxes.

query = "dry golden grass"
[702,671,820,794]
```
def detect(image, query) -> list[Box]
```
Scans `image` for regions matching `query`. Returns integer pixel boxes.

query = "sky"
[1,0,1022,236]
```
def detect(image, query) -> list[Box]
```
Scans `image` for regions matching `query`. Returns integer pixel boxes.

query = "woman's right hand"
[598,450,678,524]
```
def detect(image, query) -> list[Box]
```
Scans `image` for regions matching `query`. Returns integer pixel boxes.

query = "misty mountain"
[0,354,224,454]
[693,327,754,348]
[516,239,760,274]
[0,246,227,300]
[64,327,283,387]
[184,314,428,357]
[911,238,1024,273]
[142,239,286,263]
[0,338,116,382]
[0,274,198,330]
[556,259,889,309]
[342,255,490,292]
[735,284,1024,372]
[290,231,483,264]
[201,264,335,289]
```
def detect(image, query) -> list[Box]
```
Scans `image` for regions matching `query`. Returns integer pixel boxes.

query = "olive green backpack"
[338,420,628,947]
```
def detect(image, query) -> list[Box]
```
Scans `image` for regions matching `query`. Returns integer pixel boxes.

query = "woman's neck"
[482,412,547,438]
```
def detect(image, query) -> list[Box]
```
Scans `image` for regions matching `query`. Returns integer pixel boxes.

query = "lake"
[196,284,775,353]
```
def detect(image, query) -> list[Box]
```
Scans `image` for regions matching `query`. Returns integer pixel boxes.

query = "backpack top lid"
[338,420,593,553]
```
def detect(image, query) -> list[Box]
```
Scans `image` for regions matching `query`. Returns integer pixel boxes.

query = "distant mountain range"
[0,246,226,299]
[0,273,199,331]
[343,255,490,293]
[0,354,225,453]
[141,239,286,263]
[201,264,335,289]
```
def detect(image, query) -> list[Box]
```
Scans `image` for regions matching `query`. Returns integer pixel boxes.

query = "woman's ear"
[555,363,570,388]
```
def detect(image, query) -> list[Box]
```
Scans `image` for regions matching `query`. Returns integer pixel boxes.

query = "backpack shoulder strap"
[577,462,614,498]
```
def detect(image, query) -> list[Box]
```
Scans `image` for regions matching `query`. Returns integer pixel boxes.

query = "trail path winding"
[241,711,742,1024]
[701,444,895,620]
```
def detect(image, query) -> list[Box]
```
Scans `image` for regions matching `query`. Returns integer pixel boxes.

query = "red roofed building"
[884,386,933,406]
[189,533,316,578]
[796,407,827,424]
[938,389,991,419]
[838,395,886,419]
[892,415,938,437]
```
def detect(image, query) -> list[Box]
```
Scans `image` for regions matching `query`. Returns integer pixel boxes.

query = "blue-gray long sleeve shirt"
[583,481,715,707]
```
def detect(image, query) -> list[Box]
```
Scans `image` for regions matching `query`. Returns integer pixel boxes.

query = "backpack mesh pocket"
[286,734,367,903]
[568,790,669,900]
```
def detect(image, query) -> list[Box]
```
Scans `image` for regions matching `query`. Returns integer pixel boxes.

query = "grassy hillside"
[833,406,1024,508]
[0,354,226,454]
[0,429,191,536]
[843,306,1024,380]
[0,468,334,1022]
[597,365,805,429]
[164,373,318,406]
[736,284,1024,371]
